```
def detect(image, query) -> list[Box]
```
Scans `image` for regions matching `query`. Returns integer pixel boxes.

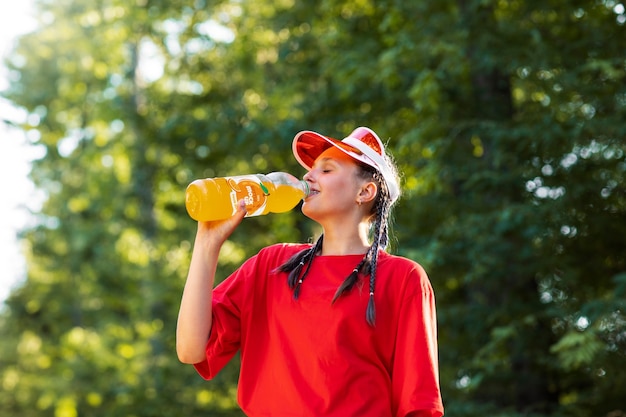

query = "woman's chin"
[300,202,318,221]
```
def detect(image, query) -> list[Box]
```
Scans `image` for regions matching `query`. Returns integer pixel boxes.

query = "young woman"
[176,127,444,417]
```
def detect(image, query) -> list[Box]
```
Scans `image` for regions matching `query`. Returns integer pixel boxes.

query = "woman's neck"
[320,222,371,256]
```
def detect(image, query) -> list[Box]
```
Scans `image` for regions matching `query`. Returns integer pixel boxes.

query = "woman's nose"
[303,170,313,182]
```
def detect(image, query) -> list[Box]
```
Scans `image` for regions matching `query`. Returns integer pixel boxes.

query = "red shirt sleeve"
[193,254,259,379]
[392,264,444,417]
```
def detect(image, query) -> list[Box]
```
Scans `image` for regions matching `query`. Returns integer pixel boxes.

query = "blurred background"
[1,1,625,416]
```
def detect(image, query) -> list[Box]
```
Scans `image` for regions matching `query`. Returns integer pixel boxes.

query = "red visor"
[292,127,400,203]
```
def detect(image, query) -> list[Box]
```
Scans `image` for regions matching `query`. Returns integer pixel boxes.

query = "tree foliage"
[1,0,625,416]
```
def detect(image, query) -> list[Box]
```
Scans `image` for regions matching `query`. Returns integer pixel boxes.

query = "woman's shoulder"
[235,243,312,277]
[258,242,312,260]
[376,251,432,291]
[377,250,427,274]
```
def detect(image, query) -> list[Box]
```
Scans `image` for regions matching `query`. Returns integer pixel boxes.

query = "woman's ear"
[358,181,378,204]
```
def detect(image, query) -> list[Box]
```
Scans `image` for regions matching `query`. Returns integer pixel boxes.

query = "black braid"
[276,235,324,299]
[365,170,392,326]
[331,255,371,303]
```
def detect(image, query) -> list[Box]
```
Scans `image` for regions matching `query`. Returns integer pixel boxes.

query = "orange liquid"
[185,176,306,221]
[185,178,234,221]
[265,183,307,213]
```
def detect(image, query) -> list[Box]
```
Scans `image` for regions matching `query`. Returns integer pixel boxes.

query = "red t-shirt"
[194,243,444,417]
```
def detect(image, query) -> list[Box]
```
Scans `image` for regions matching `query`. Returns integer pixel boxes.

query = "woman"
[177,127,444,417]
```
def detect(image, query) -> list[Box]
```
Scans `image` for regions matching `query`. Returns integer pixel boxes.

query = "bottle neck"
[300,180,310,196]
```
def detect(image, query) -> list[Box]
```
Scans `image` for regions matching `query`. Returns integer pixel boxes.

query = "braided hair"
[276,159,398,327]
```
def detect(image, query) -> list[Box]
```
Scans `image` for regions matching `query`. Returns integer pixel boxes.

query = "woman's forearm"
[176,232,221,364]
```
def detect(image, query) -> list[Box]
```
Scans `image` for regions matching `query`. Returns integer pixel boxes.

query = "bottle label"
[227,175,269,216]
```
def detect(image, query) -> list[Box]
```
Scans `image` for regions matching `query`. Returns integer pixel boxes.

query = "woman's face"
[301,154,367,222]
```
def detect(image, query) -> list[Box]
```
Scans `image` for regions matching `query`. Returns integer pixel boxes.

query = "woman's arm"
[176,201,246,364]
[393,264,444,417]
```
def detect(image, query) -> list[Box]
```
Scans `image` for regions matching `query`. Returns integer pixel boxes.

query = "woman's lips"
[305,189,319,199]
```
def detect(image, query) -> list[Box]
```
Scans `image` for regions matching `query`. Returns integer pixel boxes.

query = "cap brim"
[294,130,370,170]
[292,131,339,170]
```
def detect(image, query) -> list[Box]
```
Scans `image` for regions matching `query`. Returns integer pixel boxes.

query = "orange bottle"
[185,172,309,221]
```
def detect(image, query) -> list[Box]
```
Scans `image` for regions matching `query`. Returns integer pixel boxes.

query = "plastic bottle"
[185,172,310,221]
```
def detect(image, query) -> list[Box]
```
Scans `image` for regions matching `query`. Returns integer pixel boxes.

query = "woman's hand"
[196,199,248,249]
